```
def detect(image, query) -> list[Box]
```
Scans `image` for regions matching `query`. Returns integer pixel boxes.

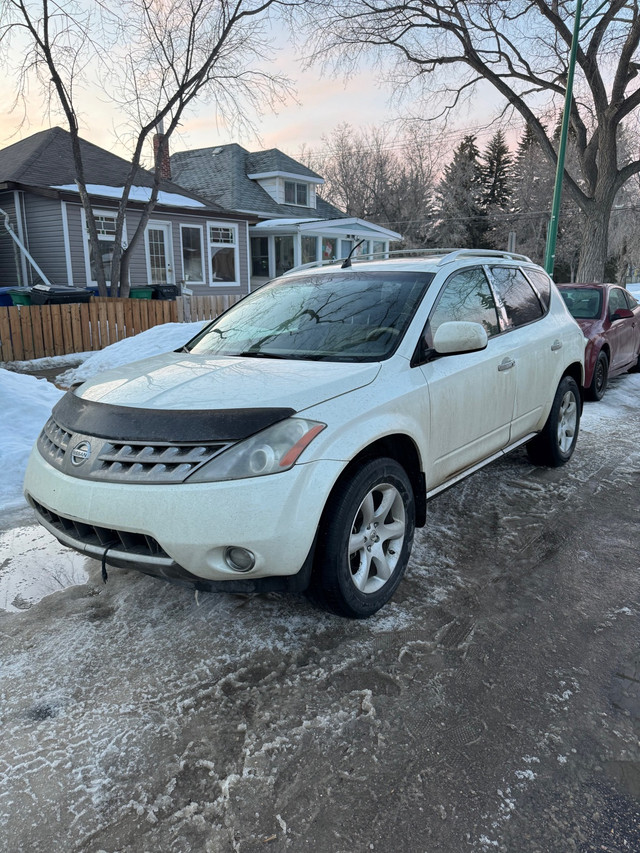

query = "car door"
[606,287,638,370]
[419,267,516,489]
[487,265,560,442]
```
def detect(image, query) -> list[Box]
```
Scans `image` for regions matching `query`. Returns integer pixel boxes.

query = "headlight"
[186,418,326,483]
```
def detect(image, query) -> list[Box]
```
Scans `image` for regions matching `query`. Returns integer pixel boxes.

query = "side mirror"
[611,307,634,321]
[433,321,489,356]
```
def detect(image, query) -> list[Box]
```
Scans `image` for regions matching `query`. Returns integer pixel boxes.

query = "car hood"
[75,352,381,412]
[574,318,601,338]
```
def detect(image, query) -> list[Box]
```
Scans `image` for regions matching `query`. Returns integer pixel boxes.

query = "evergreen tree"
[481,130,512,210]
[431,135,487,248]
[481,130,513,249]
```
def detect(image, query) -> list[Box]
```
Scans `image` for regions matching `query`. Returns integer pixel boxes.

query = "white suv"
[24,250,585,617]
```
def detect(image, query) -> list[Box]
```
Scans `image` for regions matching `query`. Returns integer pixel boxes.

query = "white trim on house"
[60,201,74,287]
[246,170,324,184]
[251,217,402,241]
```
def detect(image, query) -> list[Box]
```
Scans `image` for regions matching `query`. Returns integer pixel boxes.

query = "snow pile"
[59,320,204,385]
[0,321,205,510]
[0,369,64,509]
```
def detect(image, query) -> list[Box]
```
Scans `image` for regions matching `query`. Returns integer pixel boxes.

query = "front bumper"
[24,445,344,583]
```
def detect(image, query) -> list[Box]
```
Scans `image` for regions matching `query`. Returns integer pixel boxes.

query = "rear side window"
[523,268,552,309]
[489,266,544,328]
[608,287,629,317]
[429,267,500,339]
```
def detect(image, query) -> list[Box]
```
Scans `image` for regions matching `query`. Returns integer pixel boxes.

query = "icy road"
[1,375,640,852]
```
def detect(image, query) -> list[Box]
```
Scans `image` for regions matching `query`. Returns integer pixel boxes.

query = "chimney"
[153,121,171,181]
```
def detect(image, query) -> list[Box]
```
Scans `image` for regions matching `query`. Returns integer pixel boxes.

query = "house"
[170,143,402,286]
[0,127,253,296]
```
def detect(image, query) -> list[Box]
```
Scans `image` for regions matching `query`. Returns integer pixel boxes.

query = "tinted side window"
[430,268,500,339]
[608,287,628,317]
[490,266,544,328]
[523,268,552,309]
[625,290,638,308]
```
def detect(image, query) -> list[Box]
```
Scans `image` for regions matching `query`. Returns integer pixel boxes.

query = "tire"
[587,350,608,401]
[310,458,415,618]
[526,375,580,467]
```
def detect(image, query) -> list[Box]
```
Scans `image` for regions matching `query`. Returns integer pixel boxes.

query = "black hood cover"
[52,392,295,442]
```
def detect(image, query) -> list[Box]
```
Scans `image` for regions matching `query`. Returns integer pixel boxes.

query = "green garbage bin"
[9,289,31,305]
[129,287,154,299]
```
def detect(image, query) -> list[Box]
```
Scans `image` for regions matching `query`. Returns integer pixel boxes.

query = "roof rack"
[285,247,531,275]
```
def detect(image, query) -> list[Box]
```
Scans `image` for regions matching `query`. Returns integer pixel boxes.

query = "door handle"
[551,340,563,351]
[498,358,515,371]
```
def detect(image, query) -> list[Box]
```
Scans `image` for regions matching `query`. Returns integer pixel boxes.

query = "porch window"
[372,240,386,257]
[322,237,336,260]
[180,225,205,284]
[301,235,317,265]
[251,237,269,277]
[284,181,309,207]
[208,223,238,285]
[275,236,294,276]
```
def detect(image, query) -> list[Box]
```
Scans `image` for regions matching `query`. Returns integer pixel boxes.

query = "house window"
[301,235,317,265]
[181,225,205,283]
[372,240,386,257]
[87,212,118,284]
[208,222,238,285]
[284,181,309,207]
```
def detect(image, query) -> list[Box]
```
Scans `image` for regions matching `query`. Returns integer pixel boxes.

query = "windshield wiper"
[236,350,289,359]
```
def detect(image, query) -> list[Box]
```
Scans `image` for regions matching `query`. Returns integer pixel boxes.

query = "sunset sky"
[0,20,517,165]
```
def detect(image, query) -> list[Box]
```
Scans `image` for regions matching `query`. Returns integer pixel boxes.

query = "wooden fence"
[0,294,241,362]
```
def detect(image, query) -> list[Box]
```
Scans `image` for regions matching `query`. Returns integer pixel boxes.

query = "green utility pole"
[544,0,583,276]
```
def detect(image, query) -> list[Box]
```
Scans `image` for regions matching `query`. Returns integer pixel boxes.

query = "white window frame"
[81,208,127,287]
[284,180,309,207]
[207,221,240,287]
[179,223,206,285]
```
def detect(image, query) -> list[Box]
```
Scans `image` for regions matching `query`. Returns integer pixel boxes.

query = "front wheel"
[310,458,415,618]
[526,375,581,467]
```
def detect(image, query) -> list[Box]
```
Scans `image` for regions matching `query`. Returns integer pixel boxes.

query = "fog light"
[224,546,256,573]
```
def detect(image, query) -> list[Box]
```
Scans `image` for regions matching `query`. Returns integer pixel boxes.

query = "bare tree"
[1,0,295,295]
[303,123,442,245]
[301,0,640,282]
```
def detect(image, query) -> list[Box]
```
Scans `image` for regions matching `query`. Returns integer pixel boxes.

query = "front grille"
[40,417,73,465]
[37,416,232,483]
[31,498,170,559]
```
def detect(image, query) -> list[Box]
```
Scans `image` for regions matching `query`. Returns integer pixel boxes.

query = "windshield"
[560,287,603,320]
[186,271,434,362]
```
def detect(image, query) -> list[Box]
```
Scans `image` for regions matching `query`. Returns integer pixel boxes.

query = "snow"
[0,321,204,511]
[52,184,206,208]
[0,369,65,511]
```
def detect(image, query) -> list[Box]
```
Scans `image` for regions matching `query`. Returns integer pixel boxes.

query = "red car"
[558,283,640,400]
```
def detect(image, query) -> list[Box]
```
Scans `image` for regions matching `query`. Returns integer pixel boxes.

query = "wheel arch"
[562,361,586,410]
[323,435,427,528]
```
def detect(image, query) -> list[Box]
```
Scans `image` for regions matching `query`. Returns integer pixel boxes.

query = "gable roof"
[0,126,228,212]
[171,143,347,220]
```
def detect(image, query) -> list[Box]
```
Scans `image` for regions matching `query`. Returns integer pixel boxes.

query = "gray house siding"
[0,191,20,287]
[65,202,88,287]
[22,194,69,287]
[6,193,251,295]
